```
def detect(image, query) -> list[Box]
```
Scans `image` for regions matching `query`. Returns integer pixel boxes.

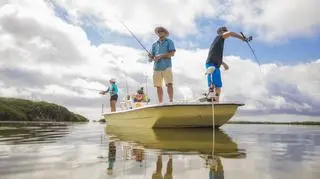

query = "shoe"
[206,92,216,102]
[198,97,207,102]
[206,92,215,99]
[207,98,216,102]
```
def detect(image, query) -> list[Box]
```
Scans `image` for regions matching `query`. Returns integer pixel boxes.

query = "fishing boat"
[104,102,244,128]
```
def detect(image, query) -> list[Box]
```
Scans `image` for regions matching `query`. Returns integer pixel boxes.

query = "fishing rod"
[240,32,262,69]
[114,15,152,55]
[72,86,103,92]
[72,82,127,92]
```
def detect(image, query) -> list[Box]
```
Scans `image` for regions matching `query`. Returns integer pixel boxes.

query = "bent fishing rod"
[240,32,261,69]
[72,87,103,92]
[114,15,152,55]
[72,84,127,93]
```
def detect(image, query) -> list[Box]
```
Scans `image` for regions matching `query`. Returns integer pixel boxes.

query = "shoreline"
[1,120,319,126]
[227,121,320,126]
[0,121,89,124]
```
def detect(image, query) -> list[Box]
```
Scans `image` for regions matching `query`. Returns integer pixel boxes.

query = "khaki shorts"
[153,68,173,87]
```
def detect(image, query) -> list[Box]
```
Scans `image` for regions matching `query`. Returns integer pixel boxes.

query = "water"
[0,122,319,179]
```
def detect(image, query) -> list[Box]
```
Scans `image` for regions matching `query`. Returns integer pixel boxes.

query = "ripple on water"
[0,122,320,179]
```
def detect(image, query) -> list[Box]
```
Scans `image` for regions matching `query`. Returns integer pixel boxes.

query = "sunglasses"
[157,30,165,33]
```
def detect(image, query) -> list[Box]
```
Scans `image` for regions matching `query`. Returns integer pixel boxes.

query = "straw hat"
[154,26,169,36]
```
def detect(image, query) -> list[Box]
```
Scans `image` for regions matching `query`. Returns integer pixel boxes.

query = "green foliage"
[73,113,89,122]
[98,118,106,123]
[0,97,88,122]
[0,103,27,121]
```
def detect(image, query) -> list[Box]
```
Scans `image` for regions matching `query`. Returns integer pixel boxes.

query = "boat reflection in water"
[105,126,246,178]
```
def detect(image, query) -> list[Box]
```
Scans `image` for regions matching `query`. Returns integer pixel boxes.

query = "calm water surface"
[0,122,319,179]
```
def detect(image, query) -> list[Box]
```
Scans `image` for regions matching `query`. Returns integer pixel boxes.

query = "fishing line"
[211,79,215,160]
[240,32,262,71]
[205,67,216,159]
[78,13,151,105]
[113,14,152,55]
[239,31,266,91]
[72,86,103,92]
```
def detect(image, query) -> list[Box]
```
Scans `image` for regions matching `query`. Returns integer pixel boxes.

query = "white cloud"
[51,0,320,41]
[0,0,319,120]
[52,0,217,38]
[70,78,105,91]
[175,48,319,111]
[218,0,320,41]
[177,86,194,101]
[0,86,31,97]
[170,47,320,115]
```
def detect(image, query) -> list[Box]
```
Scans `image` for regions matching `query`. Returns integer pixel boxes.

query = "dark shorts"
[110,94,118,101]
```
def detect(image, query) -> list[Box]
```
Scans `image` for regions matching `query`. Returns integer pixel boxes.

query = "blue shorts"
[206,63,222,88]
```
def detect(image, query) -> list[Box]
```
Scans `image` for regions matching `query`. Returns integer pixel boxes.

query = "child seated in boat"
[133,87,146,102]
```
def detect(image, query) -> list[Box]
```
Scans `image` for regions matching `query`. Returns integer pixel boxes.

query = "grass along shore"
[0,97,88,122]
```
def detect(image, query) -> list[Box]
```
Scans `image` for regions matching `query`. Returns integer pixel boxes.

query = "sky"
[0,0,319,120]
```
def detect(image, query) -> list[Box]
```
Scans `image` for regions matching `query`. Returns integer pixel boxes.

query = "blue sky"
[53,4,320,66]
[84,24,320,65]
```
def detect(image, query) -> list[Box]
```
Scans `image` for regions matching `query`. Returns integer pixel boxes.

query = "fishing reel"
[246,36,253,42]
[240,32,253,42]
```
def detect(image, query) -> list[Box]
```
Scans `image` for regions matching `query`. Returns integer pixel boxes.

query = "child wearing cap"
[99,79,118,112]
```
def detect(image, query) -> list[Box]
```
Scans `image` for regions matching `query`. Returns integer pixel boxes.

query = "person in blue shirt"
[99,78,118,112]
[205,26,249,102]
[148,26,176,103]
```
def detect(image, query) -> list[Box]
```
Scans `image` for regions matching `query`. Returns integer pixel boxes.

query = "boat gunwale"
[104,102,245,115]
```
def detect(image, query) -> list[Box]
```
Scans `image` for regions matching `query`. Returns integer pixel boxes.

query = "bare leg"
[110,100,116,112]
[209,86,214,93]
[157,87,164,103]
[207,72,215,102]
[110,101,114,112]
[215,88,221,103]
[207,86,215,102]
[167,83,173,102]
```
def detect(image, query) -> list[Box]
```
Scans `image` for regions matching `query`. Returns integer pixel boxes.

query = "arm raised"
[222,31,246,41]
